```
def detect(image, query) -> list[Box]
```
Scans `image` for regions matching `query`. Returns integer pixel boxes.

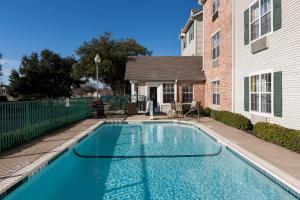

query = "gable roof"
[125,56,205,81]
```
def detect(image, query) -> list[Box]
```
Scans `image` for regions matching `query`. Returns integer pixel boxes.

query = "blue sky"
[0,0,200,84]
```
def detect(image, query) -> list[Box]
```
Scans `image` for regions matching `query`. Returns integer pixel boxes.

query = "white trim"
[211,31,221,61]
[210,28,221,38]
[249,69,274,117]
[212,80,221,106]
[181,11,203,34]
[193,84,195,101]
[182,83,194,103]
[212,0,220,16]
[249,0,274,44]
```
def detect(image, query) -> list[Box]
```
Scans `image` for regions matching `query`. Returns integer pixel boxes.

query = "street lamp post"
[94,54,101,100]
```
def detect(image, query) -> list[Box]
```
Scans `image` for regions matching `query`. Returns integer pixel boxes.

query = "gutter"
[180,11,203,35]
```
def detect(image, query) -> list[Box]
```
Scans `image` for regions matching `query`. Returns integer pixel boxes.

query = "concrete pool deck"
[0,115,299,196]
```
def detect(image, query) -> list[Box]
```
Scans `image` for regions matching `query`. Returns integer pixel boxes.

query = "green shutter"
[273,0,282,31]
[244,9,250,45]
[244,77,249,111]
[274,71,282,117]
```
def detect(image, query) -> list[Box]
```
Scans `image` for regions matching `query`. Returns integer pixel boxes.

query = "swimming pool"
[4,122,299,199]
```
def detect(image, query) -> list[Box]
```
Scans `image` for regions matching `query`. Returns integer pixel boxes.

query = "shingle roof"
[125,56,205,81]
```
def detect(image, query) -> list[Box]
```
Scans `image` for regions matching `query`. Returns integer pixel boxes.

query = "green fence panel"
[0,97,93,152]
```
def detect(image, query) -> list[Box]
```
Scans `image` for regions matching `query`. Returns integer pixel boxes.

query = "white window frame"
[183,36,187,49]
[249,70,274,117]
[212,80,220,106]
[189,23,194,43]
[212,0,220,16]
[249,0,273,43]
[163,83,175,104]
[182,83,194,103]
[212,31,220,61]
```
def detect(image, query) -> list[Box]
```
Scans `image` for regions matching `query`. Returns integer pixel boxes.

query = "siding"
[234,0,300,129]
[181,14,203,56]
[182,22,196,56]
[195,15,204,56]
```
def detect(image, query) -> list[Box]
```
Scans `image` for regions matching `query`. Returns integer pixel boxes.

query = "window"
[212,32,220,60]
[212,0,220,15]
[163,84,174,103]
[212,81,220,105]
[189,23,194,43]
[250,0,272,41]
[182,84,193,103]
[134,83,138,96]
[183,37,187,49]
[250,73,272,113]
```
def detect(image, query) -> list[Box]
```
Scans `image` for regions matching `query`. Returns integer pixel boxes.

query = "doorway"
[149,87,157,112]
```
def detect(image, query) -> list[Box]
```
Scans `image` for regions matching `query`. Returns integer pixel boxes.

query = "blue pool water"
[5,123,298,200]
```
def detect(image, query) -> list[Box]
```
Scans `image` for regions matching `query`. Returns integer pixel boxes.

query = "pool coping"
[0,121,104,199]
[0,119,299,199]
[106,119,300,198]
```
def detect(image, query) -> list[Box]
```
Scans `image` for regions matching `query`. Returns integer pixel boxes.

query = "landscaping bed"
[201,107,300,153]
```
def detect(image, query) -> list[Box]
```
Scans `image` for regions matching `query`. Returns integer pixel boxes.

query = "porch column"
[130,81,137,102]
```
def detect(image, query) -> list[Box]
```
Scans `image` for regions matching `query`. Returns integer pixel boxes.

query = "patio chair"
[184,101,200,118]
[168,101,183,118]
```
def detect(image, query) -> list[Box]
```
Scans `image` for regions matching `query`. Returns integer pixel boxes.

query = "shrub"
[210,110,253,131]
[182,104,191,114]
[200,107,212,117]
[253,123,300,153]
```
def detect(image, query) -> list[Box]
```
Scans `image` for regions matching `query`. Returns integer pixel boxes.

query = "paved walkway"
[0,115,299,193]
[0,119,100,181]
[195,117,300,190]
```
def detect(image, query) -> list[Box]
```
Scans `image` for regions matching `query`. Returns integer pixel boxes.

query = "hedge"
[181,105,212,116]
[200,107,212,117]
[253,122,300,153]
[210,110,253,131]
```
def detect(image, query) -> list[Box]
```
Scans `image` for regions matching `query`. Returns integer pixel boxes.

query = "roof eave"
[200,0,207,4]
[180,10,203,34]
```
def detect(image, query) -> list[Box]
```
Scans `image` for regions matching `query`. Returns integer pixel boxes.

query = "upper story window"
[183,36,187,49]
[182,84,193,103]
[250,72,272,113]
[212,0,220,15]
[212,31,220,60]
[163,83,174,103]
[250,0,272,41]
[189,23,194,43]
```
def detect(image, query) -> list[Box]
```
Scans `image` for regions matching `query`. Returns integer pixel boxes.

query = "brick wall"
[177,81,205,107]
[203,0,232,111]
